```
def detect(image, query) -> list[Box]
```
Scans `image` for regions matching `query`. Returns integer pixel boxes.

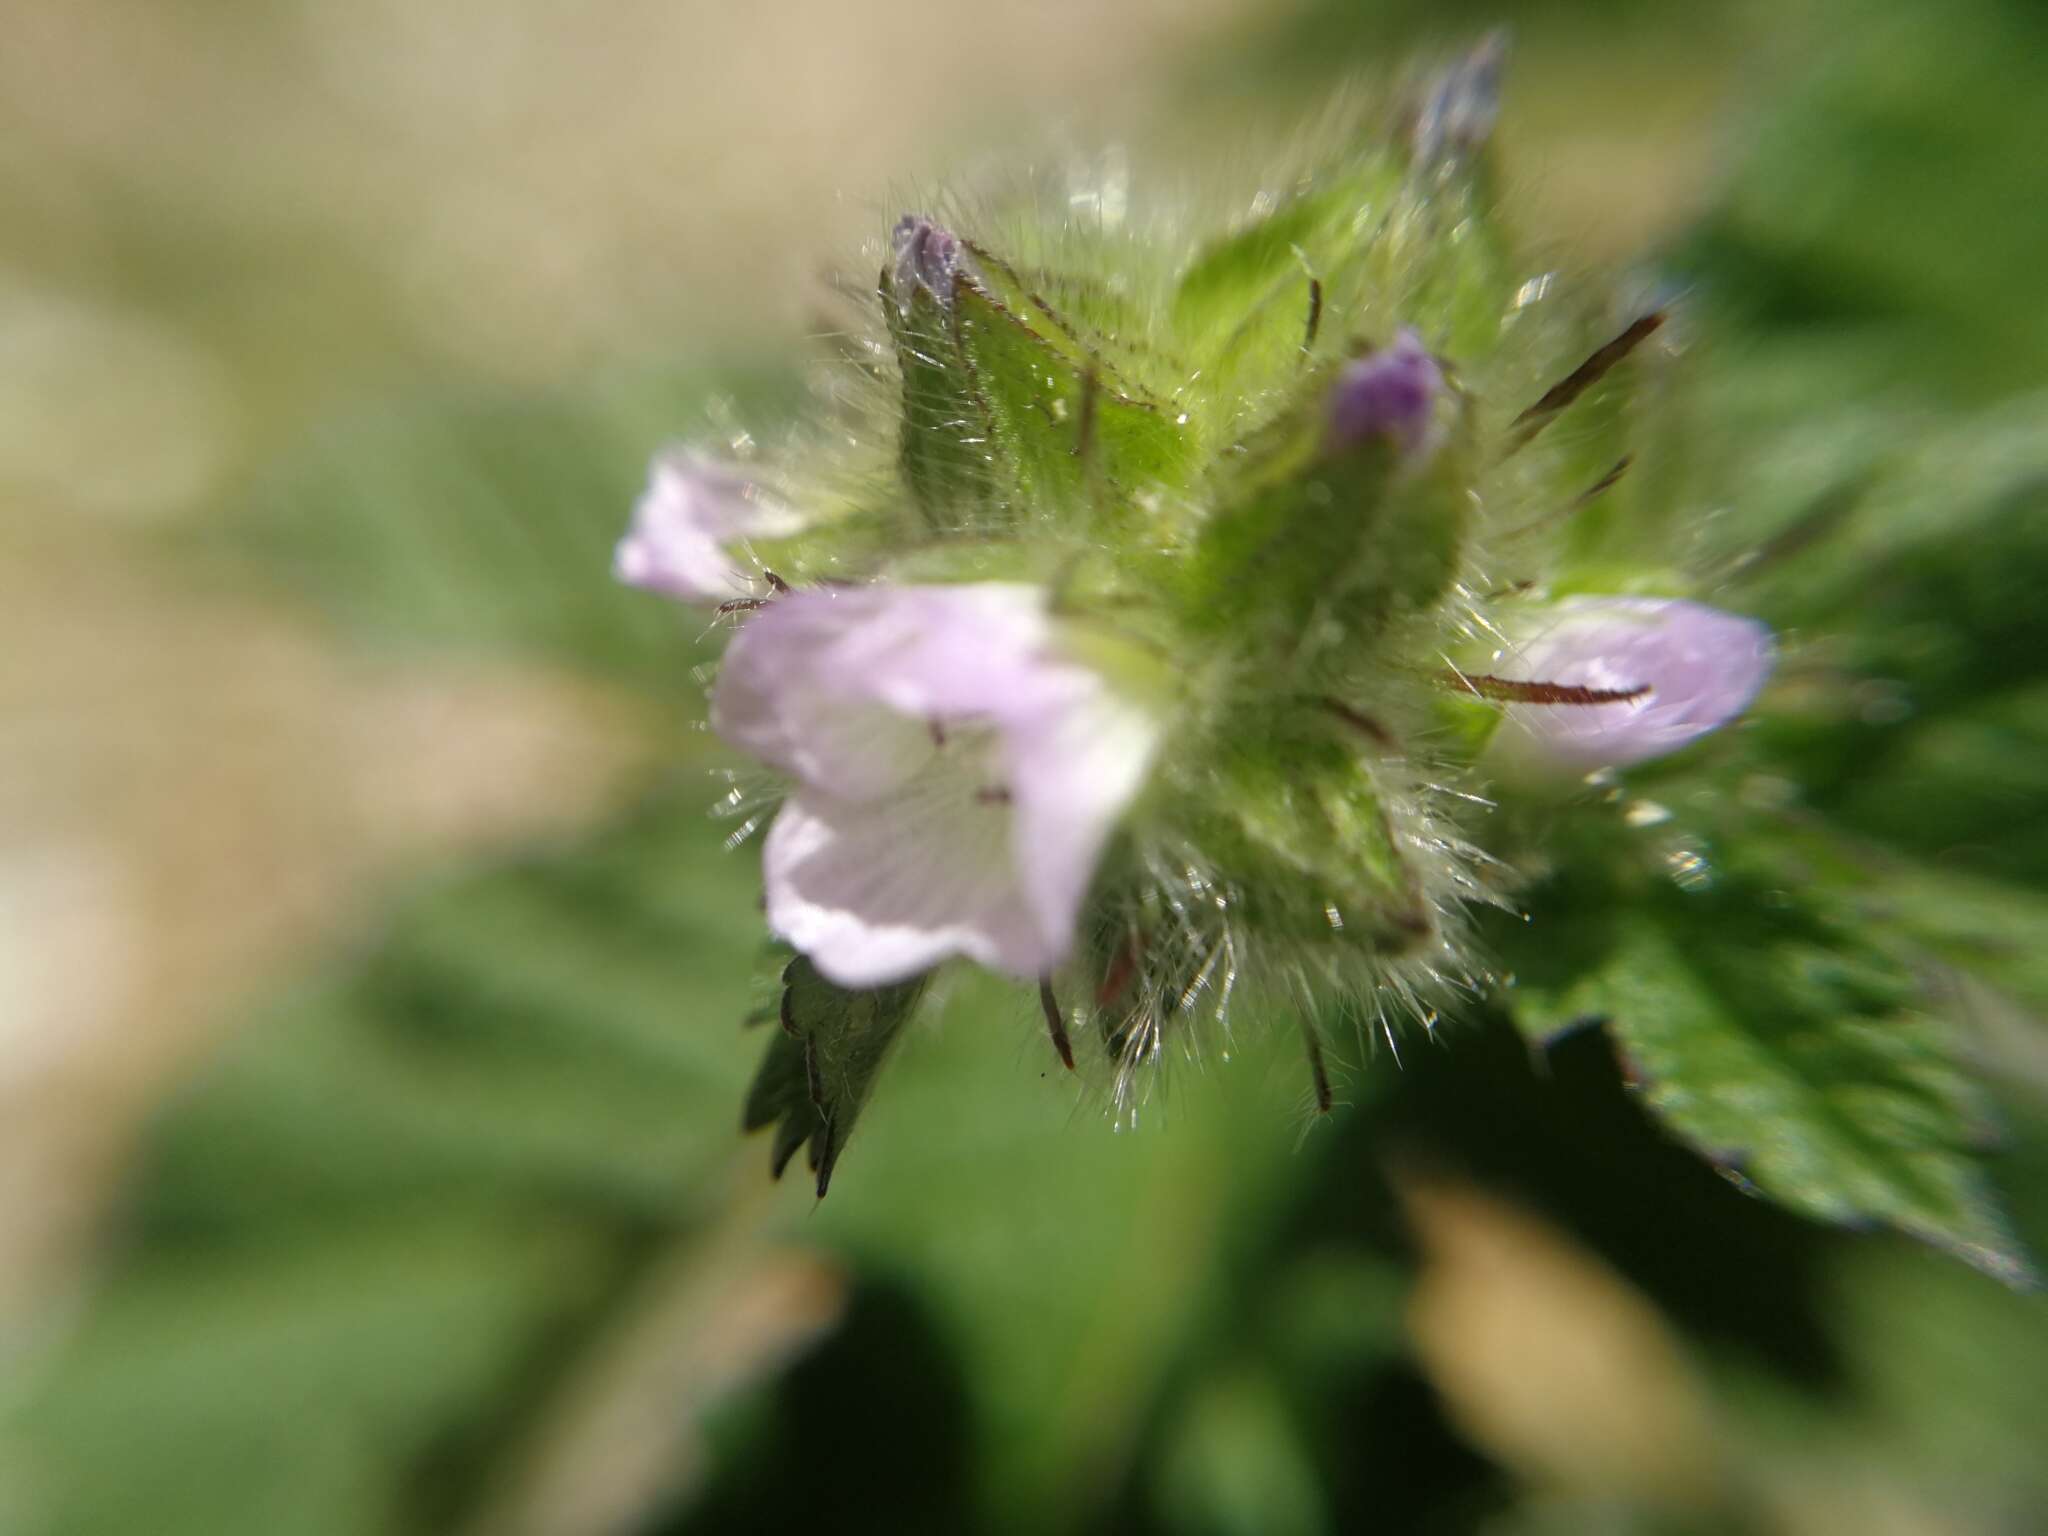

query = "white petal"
[711,583,1057,802]
[712,589,943,800]
[763,776,1052,988]
[723,581,1167,985]
[1006,681,1162,948]
[612,451,801,604]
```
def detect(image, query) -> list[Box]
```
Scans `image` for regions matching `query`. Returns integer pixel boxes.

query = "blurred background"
[2,1,2044,1532]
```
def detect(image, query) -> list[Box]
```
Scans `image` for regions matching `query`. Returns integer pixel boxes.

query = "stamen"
[1038,978,1077,1071]
[1506,312,1666,453]
[1301,1019,1335,1113]
[1304,275,1324,352]
[1444,670,1651,706]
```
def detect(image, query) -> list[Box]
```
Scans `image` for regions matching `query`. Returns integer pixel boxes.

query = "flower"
[712,583,1162,988]
[1493,597,1775,771]
[890,214,964,313]
[613,450,803,604]
[1326,329,1444,462]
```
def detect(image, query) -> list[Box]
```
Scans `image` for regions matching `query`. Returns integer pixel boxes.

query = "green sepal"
[951,278,1195,533]
[742,955,930,1196]
[1178,362,1467,667]
[1170,158,1422,415]
[1175,714,1431,955]
[883,270,997,529]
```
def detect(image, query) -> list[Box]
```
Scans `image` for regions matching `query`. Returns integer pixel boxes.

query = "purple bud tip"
[1327,329,1443,460]
[1413,30,1508,165]
[891,214,963,313]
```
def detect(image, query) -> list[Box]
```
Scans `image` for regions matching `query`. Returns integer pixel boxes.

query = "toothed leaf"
[1496,851,2033,1286]
[743,956,929,1196]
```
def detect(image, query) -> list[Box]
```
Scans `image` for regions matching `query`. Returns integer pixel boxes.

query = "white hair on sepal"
[1042,736,1500,1125]
[707,763,787,853]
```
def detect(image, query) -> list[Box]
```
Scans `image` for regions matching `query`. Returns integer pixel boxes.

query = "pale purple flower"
[891,214,964,314]
[1327,329,1444,462]
[712,583,1161,988]
[1494,597,1775,772]
[613,450,803,604]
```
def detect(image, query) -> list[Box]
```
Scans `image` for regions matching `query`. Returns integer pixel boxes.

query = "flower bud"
[1326,329,1444,462]
[891,214,964,314]
[1494,597,1775,772]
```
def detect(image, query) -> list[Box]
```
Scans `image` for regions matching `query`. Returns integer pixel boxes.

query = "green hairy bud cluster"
[620,43,1777,1191]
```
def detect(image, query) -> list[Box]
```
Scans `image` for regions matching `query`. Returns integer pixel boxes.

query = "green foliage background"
[7,2,2047,1533]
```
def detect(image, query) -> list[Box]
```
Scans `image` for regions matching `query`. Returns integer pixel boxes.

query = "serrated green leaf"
[1497,850,2032,1286]
[742,955,929,1196]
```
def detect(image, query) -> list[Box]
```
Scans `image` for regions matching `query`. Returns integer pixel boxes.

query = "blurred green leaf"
[1707,399,2048,893]
[795,968,1322,1532]
[210,365,799,682]
[21,1210,617,1536]
[1682,0,2048,401]
[11,789,770,1536]
[1152,1362,1327,1536]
